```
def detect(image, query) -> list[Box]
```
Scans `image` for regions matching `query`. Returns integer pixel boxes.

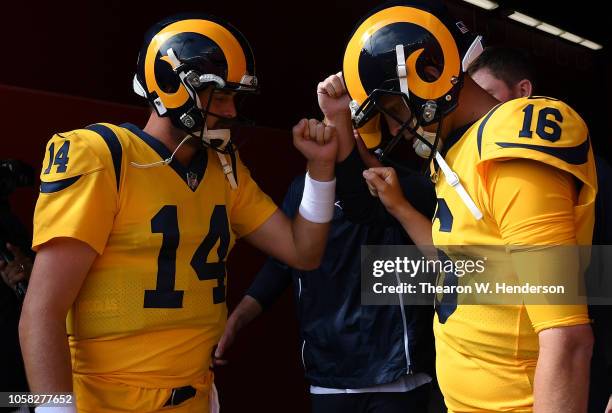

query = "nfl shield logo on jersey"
[186,171,199,190]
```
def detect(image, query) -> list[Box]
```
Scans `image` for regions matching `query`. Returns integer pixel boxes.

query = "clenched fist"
[317,72,351,122]
[292,118,338,165]
[362,167,407,215]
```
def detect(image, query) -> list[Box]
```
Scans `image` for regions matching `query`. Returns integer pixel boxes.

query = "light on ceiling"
[461,0,499,10]
[507,11,603,50]
[508,12,540,27]
[536,23,563,36]
[580,40,603,50]
[559,32,584,43]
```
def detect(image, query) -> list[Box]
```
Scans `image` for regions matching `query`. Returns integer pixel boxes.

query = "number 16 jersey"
[430,97,597,412]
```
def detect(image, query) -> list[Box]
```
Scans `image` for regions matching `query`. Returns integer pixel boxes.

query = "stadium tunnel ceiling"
[0,0,607,121]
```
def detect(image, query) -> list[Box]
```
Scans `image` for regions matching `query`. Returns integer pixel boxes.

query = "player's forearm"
[228,295,263,332]
[291,213,330,270]
[306,160,335,182]
[324,112,353,162]
[534,327,593,413]
[391,199,434,248]
[291,161,335,270]
[19,313,73,392]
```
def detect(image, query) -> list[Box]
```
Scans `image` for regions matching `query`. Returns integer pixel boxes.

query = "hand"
[211,295,262,368]
[605,395,612,413]
[362,167,408,216]
[0,243,32,291]
[212,318,239,368]
[292,118,338,166]
[317,72,351,122]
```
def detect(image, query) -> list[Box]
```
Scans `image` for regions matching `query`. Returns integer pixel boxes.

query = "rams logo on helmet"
[343,2,482,128]
[134,14,257,132]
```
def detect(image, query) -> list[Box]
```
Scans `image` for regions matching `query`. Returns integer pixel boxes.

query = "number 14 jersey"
[33,122,277,388]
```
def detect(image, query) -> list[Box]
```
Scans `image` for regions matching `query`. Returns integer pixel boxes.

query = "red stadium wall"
[0,84,149,232]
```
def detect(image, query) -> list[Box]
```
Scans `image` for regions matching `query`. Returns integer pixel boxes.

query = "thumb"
[215,336,227,358]
[363,168,389,192]
[316,81,327,95]
[292,118,308,138]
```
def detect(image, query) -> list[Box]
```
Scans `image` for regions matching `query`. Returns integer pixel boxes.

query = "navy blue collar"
[121,123,208,191]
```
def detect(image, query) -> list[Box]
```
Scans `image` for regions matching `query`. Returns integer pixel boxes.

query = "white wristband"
[35,407,77,413]
[298,172,336,223]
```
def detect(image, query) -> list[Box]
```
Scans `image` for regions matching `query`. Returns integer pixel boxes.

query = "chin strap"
[433,152,483,220]
[215,151,237,189]
[413,129,441,158]
[395,45,410,98]
[200,126,231,148]
[198,126,237,189]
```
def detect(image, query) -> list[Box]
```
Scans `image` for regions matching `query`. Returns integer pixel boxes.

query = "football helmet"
[343,0,483,160]
[133,13,258,136]
[132,14,257,189]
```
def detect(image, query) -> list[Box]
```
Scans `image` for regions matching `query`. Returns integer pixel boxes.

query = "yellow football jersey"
[33,123,277,412]
[430,97,597,412]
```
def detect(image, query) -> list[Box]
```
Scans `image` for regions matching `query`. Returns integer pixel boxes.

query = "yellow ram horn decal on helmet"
[344,6,461,104]
[403,14,460,100]
[144,19,248,109]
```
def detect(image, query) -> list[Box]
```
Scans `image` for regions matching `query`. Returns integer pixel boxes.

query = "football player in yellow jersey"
[468,45,612,413]
[317,1,596,412]
[19,13,338,413]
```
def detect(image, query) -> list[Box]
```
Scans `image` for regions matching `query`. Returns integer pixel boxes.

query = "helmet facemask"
[151,46,258,156]
[349,43,445,167]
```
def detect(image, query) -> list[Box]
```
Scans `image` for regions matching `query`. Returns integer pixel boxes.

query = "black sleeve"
[335,147,398,226]
[336,146,437,225]
[398,173,437,220]
[246,257,293,310]
[246,176,305,309]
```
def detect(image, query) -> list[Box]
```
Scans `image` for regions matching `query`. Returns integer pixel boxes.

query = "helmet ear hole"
[420,65,442,82]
